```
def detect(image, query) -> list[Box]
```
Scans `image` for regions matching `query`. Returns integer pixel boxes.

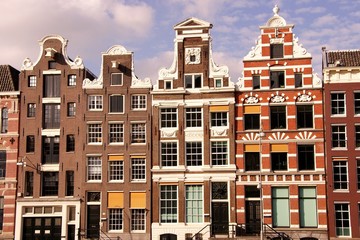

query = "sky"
[1,0,360,83]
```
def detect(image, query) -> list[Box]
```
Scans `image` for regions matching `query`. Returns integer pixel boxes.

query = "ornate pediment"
[174,17,212,29]
[268,91,288,103]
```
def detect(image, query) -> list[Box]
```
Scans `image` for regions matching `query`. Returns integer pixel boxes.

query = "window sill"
[331,147,348,151]
[131,180,146,183]
[88,143,103,145]
[108,112,125,114]
[131,108,147,111]
[330,114,346,117]
[108,143,124,145]
[109,181,124,183]
[88,109,103,111]
[333,189,349,193]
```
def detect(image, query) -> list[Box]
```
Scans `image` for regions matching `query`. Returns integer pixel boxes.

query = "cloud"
[312,14,339,27]
[295,6,326,14]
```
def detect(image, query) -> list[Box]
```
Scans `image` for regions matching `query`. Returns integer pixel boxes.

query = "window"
[297,105,313,129]
[244,114,260,130]
[270,44,283,58]
[109,123,124,144]
[26,135,35,153]
[131,95,146,110]
[0,151,6,178]
[88,95,103,110]
[25,171,34,196]
[161,108,177,128]
[160,185,177,223]
[43,104,60,129]
[109,161,123,181]
[68,74,76,86]
[164,81,172,90]
[245,152,260,171]
[186,185,203,223]
[109,209,123,231]
[331,93,345,115]
[357,160,360,190]
[161,142,177,167]
[212,182,228,199]
[109,95,124,113]
[211,112,228,127]
[215,78,222,88]
[272,187,289,227]
[186,142,202,166]
[43,75,60,97]
[299,187,317,227]
[41,172,59,196]
[66,171,74,196]
[270,71,285,88]
[211,141,228,165]
[131,158,146,181]
[27,103,36,118]
[185,108,202,128]
[42,136,59,164]
[253,75,260,89]
[66,134,75,152]
[335,203,350,236]
[298,145,314,170]
[0,197,3,231]
[295,73,302,88]
[332,125,346,148]
[185,74,202,89]
[88,124,102,144]
[1,108,8,133]
[48,61,56,69]
[333,161,348,190]
[111,73,123,86]
[131,209,145,231]
[87,156,102,181]
[271,153,287,171]
[67,102,76,117]
[355,92,360,114]
[28,75,36,87]
[356,126,360,148]
[270,106,286,129]
[131,123,145,143]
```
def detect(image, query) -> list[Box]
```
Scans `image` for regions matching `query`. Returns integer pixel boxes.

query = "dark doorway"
[67,224,75,240]
[245,201,260,234]
[22,217,61,240]
[211,202,229,235]
[160,233,177,240]
[87,205,100,239]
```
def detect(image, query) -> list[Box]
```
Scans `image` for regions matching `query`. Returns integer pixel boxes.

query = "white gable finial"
[273,5,279,16]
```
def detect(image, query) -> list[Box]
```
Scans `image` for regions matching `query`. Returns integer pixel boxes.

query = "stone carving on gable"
[21,58,33,70]
[268,91,288,103]
[266,5,286,27]
[244,36,262,60]
[158,42,178,80]
[106,45,130,55]
[161,129,178,138]
[211,128,228,137]
[82,78,103,89]
[185,48,201,64]
[293,36,311,58]
[312,72,322,87]
[209,43,230,79]
[295,90,314,102]
[132,77,152,88]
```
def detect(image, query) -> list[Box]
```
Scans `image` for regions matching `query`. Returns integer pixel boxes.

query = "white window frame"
[109,208,123,231]
[185,185,203,223]
[333,160,348,191]
[88,95,103,111]
[131,209,146,232]
[68,74,76,86]
[184,73,202,89]
[161,141,178,167]
[210,112,228,127]
[88,123,102,144]
[109,123,124,144]
[109,95,124,113]
[131,95,146,110]
[160,185,178,223]
[87,156,102,181]
[185,142,203,167]
[214,78,222,88]
[164,80,172,90]
[131,123,146,144]
[331,92,346,116]
[211,140,228,166]
[354,92,360,115]
[331,125,347,149]
[111,73,123,86]
[160,108,177,129]
[28,75,36,87]
[334,203,351,237]
[108,160,124,182]
[299,187,318,227]
[131,158,146,182]
[185,107,202,128]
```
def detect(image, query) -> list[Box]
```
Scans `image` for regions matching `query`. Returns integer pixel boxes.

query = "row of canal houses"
[0,5,359,240]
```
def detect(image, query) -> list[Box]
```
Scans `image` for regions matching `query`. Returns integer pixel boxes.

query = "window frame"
[161,142,178,167]
[87,156,102,182]
[67,102,76,117]
[109,123,124,144]
[109,208,123,231]
[252,75,260,89]
[211,112,228,127]
[1,108,8,133]
[109,95,124,113]
[354,92,360,115]
[333,161,348,190]
[87,123,102,144]
[270,44,284,58]
[43,104,60,129]
[109,160,124,182]
[244,114,260,130]
[42,136,60,164]
[296,105,313,129]
[186,142,203,166]
[356,125,360,148]
[0,151,6,179]
[245,152,260,171]
[331,92,346,116]
[160,108,177,128]
[271,152,288,171]
[66,134,75,152]
[211,141,228,166]
[131,123,146,144]
[131,95,147,110]
[299,187,318,228]
[185,185,203,223]
[41,172,59,196]
[270,106,287,129]
[88,95,103,111]
[27,103,36,118]
[332,125,347,149]
[26,135,35,153]
[272,187,290,228]
[131,158,146,182]
[334,203,351,236]
[270,70,285,89]
[68,74,76,86]
[28,75,36,87]
[295,73,303,88]
[185,108,202,128]
[111,73,123,86]
[131,209,146,232]
[298,145,315,171]
[160,185,178,223]
[214,78,223,88]
[185,74,202,89]
[66,171,74,196]
[43,74,60,98]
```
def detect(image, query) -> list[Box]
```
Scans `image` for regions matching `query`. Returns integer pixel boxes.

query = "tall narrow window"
[131,123,145,143]
[295,73,303,88]
[186,142,202,166]
[270,71,285,88]
[66,171,74,196]
[185,108,202,128]
[131,158,146,181]
[1,108,8,133]
[68,74,76,86]
[272,187,289,227]
[297,105,313,129]
[299,187,317,227]
[131,209,145,231]
[160,185,177,223]
[42,136,59,164]
[28,75,36,87]
[354,92,360,114]
[109,123,124,144]
[0,151,6,178]
[245,152,260,171]
[332,125,346,148]
[41,172,59,196]
[109,209,123,230]
[333,161,348,190]
[298,145,314,170]
[160,108,177,128]
[43,74,60,97]
[66,135,75,152]
[27,103,36,118]
[335,203,350,236]
[356,126,360,148]
[331,93,345,115]
[88,124,102,144]
[43,104,60,129]
[25,171,34,196]
[0,197,3,231]
[211,141,228,165]
[186,185,203,223]
[109,160,123,181]
[26,135,35,153]
[67,102,76,117]
[271,152,287,171]
[357,160,360,190]
[87,156,102,181]
[161,142,177,167]
[270,106,286,129]
[270,44,283,58]
[253,75,260,89]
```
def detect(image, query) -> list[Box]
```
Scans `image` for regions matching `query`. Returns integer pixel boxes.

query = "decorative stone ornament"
[185,48,201,64]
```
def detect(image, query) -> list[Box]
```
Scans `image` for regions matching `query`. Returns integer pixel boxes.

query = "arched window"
[1,108,8,133]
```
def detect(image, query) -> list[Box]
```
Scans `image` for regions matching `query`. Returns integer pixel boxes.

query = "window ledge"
[331,148,348,151]
[330,114,347,117]
[108,112,125,114]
